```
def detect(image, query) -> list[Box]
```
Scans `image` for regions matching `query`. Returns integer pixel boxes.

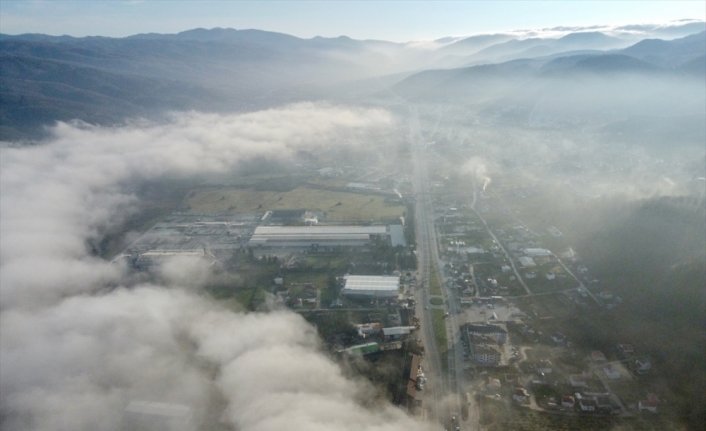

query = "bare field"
[184,186,405,222]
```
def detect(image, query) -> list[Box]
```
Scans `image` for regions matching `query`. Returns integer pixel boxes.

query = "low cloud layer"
[0,103,391,309]
[2,289,430,431]
[0,104,436,431]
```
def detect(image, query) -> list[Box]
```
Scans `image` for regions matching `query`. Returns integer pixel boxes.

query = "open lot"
[184,186,405,222]
[461,300,523,324]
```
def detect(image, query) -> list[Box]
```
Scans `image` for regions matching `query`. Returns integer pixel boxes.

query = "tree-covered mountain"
[1,25,704,141]
[0,28,416,139]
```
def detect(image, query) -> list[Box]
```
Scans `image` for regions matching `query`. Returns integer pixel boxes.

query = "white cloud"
[0,104,436,431]
[0,103,392,309]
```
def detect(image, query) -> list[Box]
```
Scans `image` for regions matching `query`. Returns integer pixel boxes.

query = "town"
[113,112,672,431]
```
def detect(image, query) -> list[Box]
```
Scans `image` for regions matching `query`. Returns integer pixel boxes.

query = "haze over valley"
[1,4,704,431]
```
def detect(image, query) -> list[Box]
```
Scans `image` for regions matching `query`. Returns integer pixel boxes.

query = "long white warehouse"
[249,225,390,248]
[341,275,400,298]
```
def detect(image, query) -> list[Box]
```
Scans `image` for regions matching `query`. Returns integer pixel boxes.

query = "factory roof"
[252,225,387,237]
[343,275,400,292]
[251,234,371,242]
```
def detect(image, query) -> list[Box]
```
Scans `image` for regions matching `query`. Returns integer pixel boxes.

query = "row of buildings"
[122,222,407,272]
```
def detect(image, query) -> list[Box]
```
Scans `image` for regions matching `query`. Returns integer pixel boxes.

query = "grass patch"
[430,297,443,306]
[429,267,442,295]
[440,350,449,373]
[184,186,405,222]
[285,273,329,289]
[431,308,448,355]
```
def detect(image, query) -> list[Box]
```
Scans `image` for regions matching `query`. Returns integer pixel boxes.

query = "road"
[409,106,478,430]
[410,106,445,422]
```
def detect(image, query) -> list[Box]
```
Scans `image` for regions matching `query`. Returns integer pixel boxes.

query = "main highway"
[409,106,479,430]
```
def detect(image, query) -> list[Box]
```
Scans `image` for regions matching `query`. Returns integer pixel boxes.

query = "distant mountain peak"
[557,31,612,41]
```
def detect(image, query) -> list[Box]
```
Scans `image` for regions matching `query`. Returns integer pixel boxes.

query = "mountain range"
[0,21,704,140]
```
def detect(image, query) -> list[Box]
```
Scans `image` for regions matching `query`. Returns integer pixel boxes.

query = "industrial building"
[248,225,403,248]
[382,326,415,341]
[389,224,407,247]
[341,275,400,298]
[124,214,256,258]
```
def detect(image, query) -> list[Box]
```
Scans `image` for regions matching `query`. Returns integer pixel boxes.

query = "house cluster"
[617,343,652,375]
[338,315,418,358]
[561,371,620,414]
[443,261,478,304]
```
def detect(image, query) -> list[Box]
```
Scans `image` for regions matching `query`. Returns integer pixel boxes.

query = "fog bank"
[0,104,436,431]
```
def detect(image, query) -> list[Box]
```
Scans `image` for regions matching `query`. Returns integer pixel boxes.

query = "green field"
[184,186,405,222]
[431,308,448,354]
[285,273,329,289]
[429,268,442,295]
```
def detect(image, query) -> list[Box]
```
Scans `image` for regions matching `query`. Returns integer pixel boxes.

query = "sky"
[0,0,704,41]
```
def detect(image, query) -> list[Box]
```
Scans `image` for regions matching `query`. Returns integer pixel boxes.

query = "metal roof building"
[249,225,388,248]
[343,342,380,356]
[341,275,400,298]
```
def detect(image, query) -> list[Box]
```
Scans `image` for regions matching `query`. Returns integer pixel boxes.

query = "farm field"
[184,186,405,222]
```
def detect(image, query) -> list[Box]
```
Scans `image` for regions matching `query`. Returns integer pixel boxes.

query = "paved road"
[410,106,446,422]
[409,106,478,430]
